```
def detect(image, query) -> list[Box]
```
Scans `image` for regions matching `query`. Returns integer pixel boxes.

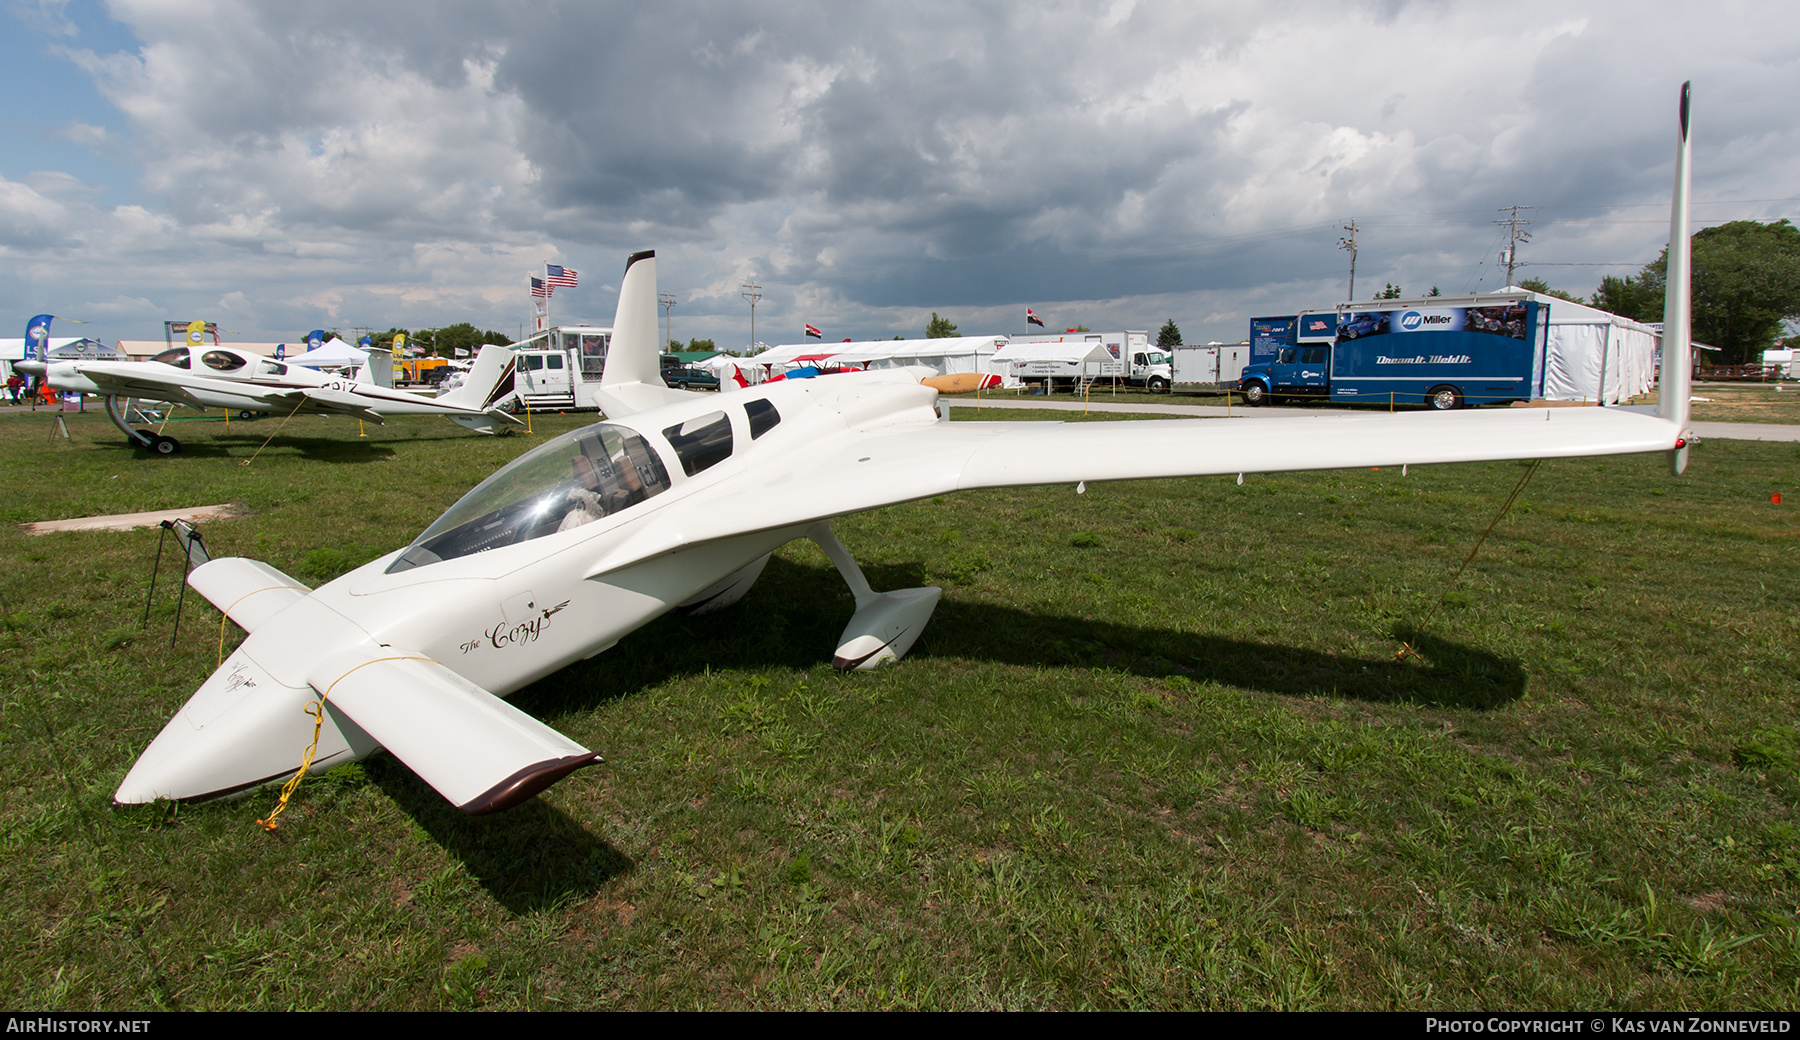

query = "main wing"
[71,363,278,411]
[590,404,1683,573]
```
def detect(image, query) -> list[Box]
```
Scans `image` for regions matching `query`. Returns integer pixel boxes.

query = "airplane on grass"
[15,341,522,455]
[113,84,1698,818]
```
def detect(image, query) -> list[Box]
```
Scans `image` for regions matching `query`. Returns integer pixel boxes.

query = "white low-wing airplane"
[16,341,521,454]
[113,86,1698,815]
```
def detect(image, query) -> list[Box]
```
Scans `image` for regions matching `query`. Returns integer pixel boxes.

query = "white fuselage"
[310,369,937,684]
[32,345,482,417]
[113,370,940,803]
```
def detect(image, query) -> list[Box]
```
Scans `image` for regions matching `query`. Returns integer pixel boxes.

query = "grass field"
[2,407,1797,1010]
[1684,382,1800,425]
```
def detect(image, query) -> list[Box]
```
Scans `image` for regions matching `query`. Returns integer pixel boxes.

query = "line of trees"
[370,323,512,357]
[1590,219,1800,364]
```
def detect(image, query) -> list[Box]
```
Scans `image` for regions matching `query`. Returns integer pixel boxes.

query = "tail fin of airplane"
[592,250,700,417]
[729,364,749,389]
[439,344,518,412]
[1658,81,1694,475]
[365,348,394,388]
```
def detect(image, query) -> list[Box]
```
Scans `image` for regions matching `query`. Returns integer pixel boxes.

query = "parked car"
[660,355,720,390]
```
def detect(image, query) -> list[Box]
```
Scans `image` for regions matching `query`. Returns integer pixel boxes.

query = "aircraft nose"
[113,646,373,805]
[13,361,46,378]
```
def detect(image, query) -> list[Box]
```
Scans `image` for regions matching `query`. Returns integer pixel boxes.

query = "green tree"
[1592,220,1800,363]
[429,322,511,358]
[1592,271,1662,323]
[1156,318,1182,348]
[1518,277,1583,303]
[372,327,409,353]
[685,338,717,353]
[926,312,958,338]
[423,320,522,356]
[1376,282,1403,299]
[1428,286,1442,297]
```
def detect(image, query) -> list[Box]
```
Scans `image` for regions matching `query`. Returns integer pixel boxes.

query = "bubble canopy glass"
[387,422,671,573]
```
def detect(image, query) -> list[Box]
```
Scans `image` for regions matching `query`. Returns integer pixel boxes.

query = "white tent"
[1512,288,1659,404]
[285,337,369,369]
[46,338,127,361]
[987,339,1117,386]
[696,354,769,385]
[1,337,86,362]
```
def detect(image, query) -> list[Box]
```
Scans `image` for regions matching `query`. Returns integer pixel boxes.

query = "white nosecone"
[114,641,374,806]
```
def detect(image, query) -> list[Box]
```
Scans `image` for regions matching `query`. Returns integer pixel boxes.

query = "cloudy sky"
[5,0,1797,350]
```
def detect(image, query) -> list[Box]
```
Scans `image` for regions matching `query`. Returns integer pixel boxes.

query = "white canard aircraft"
[15,341,522,454]
[112,85,1699,815]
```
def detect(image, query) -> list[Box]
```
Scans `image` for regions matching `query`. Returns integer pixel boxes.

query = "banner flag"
[23,315,53,359]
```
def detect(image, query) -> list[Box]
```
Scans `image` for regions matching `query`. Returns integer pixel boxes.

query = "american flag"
[545,264,579,288]
[1026,307,1045,327]
[804,323,822,339]
[530,277,552,299]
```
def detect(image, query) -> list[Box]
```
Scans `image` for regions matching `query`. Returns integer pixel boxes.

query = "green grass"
[2,408,1798,1010]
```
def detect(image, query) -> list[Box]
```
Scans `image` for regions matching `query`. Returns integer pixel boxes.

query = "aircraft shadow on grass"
[405,556,1523,901]
[362,762,634,914]
[518,555,1527,721]
[101,433,401,464]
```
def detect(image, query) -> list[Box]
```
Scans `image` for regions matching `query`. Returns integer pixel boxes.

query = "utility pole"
[659,292,677,349]
[740,280,762,354]
[1496,205,1533,285]
[1338,220,1360,301]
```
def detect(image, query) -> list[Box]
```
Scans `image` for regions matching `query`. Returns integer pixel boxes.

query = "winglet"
[1659,81,1694,474]
[360,348,394,389]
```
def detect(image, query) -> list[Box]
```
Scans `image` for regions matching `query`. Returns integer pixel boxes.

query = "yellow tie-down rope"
[239,395,309,466]
[1395,458,1542,664]
[256,654,436,831]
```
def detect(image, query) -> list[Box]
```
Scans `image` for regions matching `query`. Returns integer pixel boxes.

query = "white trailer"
[1172,343,1249,387]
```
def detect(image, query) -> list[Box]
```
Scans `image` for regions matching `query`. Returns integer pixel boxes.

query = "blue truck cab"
[1239,295,1546,409]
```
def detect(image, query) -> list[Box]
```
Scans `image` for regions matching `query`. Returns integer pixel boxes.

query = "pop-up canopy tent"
[284,337,369,369]
[987,339,1117,387]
